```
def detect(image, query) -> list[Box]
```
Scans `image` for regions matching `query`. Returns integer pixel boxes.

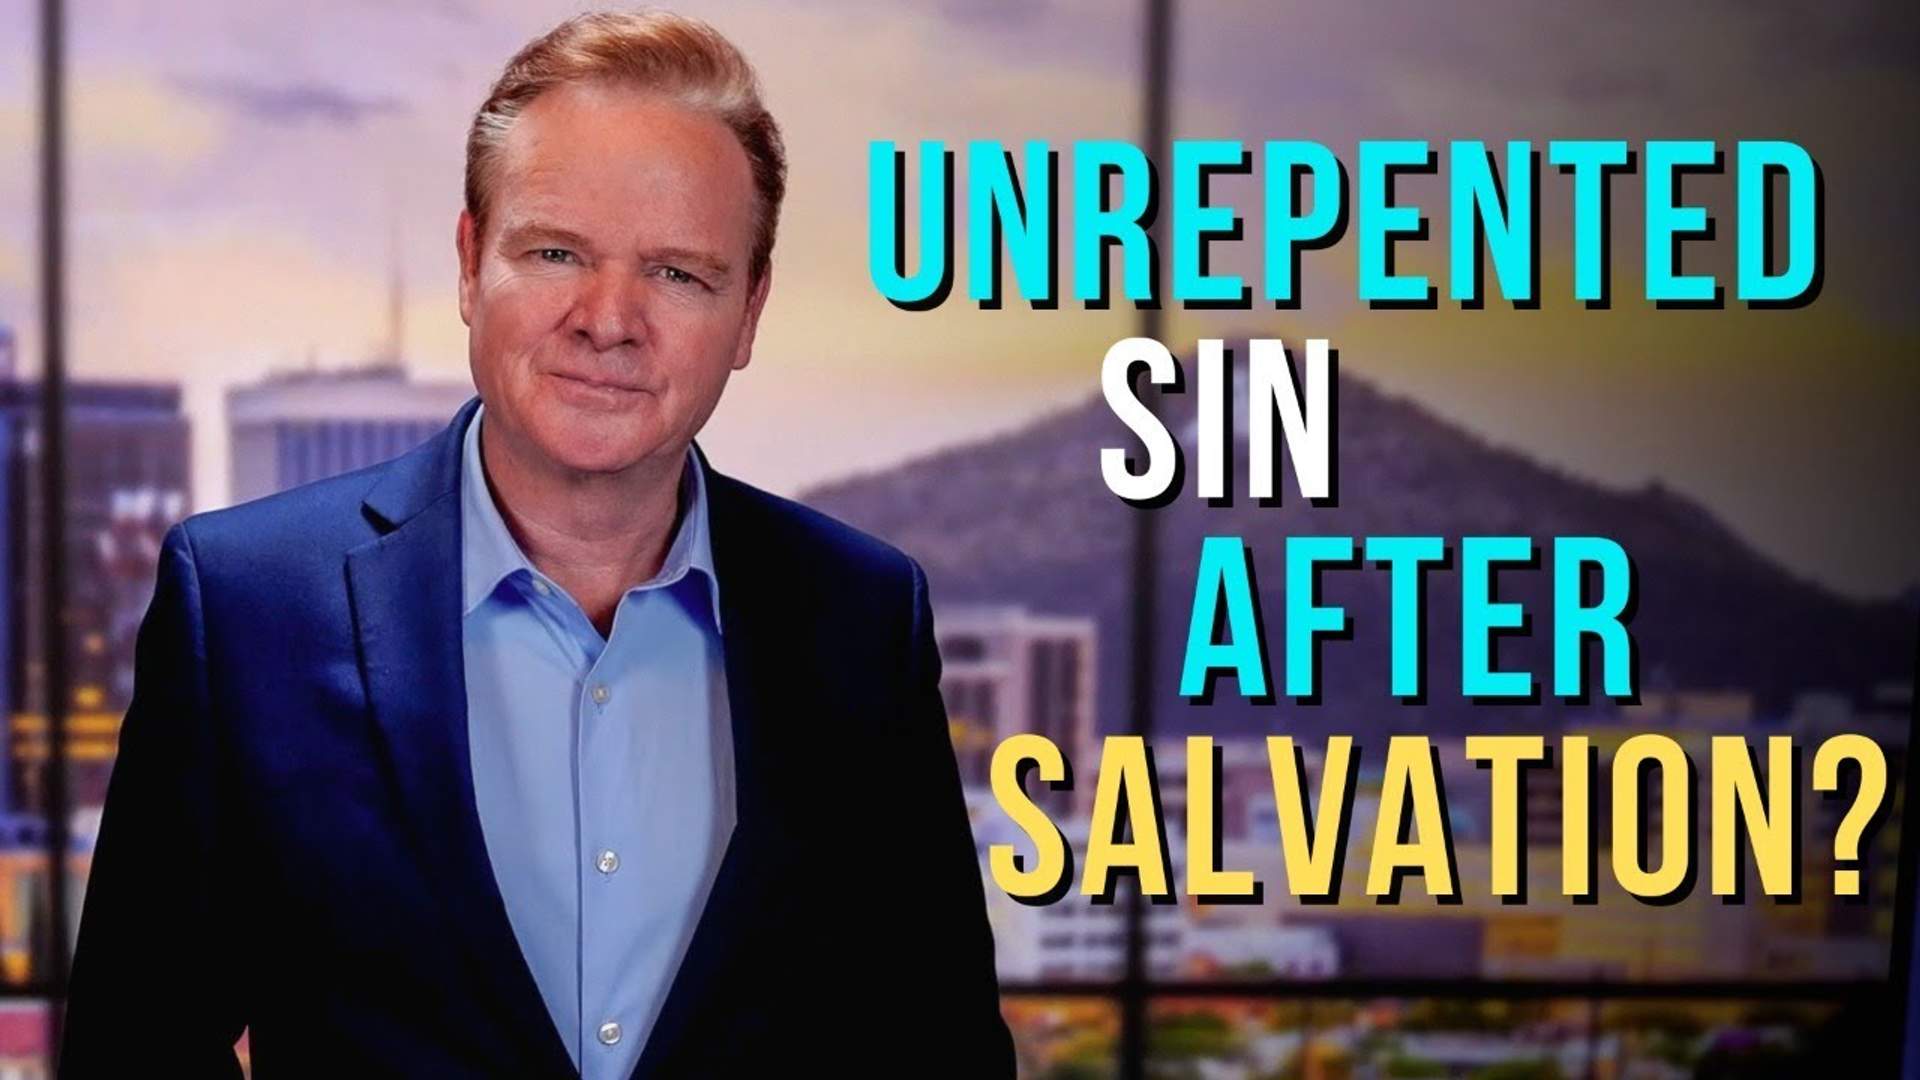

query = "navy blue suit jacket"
[61,397,1016,1078]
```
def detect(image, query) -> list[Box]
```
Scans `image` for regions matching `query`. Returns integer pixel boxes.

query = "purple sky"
[0,0,1914,598]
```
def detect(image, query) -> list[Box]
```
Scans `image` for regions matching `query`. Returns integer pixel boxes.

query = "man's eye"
[657,266,700,286]
[535,248,576,264]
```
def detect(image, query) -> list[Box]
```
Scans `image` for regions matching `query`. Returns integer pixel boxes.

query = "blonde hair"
[465,9,787,283]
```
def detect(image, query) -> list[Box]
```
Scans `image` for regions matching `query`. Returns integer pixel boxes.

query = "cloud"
[170,76,406,128]
[0,239,23,290]
[0,74,224,221]
[0,71,226,177]
[343,0,476,20]
[76,221,398,369]
[933,0,1050,29]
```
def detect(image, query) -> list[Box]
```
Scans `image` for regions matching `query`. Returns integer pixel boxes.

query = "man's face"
[456,79,770,477]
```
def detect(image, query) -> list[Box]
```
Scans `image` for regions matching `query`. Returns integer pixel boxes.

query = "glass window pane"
[1,3,60,1076]
[1155,0,1919,989]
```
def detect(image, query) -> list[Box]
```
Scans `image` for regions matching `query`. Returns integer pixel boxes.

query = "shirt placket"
[577,594,636,1078]
[523,574,620,1071]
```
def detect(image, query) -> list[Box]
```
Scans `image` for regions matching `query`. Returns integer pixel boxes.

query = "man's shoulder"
[172,458,393,578]
[706,468,921,592]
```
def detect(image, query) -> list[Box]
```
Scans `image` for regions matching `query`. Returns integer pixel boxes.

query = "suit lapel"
[630,458,793,1078]
[345,398,578,1078]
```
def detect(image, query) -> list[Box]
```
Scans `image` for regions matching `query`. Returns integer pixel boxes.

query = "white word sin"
[1101,337,1332,504]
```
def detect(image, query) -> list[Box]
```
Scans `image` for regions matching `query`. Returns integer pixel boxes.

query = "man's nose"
[568,266,647,352]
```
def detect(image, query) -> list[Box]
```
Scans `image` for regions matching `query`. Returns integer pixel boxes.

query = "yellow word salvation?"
[987,732,1886,905]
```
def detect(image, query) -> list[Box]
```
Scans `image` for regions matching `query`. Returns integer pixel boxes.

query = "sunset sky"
[0,0,1914,598]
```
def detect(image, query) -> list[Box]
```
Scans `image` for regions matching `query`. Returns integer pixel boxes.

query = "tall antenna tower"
[383,213,405,369]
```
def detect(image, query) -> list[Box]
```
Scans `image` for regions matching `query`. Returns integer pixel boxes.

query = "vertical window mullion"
[35,0,75,1065]
[1118,0,1175,1076]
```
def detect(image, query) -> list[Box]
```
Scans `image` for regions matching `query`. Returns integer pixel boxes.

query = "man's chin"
[504,395,675,475]
[528,428,673,478]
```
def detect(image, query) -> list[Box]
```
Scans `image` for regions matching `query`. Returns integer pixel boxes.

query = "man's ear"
[456,210,480,327]
[731,265,773,371]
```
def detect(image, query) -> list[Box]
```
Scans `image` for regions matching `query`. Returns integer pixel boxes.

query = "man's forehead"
[489,82,756,247]
[499,83,750,194]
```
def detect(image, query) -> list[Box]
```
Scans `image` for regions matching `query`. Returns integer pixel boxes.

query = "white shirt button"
[591,683,610,705]
[530,579,551,596]
[598,1020,622,1046]
[596,849,619,875]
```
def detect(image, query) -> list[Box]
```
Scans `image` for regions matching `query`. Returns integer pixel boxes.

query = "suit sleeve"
[887,556,1018,1075]
[61,524,246,1078]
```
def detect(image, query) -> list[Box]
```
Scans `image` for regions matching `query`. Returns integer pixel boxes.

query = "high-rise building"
[0,369,191,816]
[937,605,1097,817]
[226,362,474,504]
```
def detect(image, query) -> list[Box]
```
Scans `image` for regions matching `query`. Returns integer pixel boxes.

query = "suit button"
[598,1021,622,1046]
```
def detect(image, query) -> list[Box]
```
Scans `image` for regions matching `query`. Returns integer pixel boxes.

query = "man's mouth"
[547,370,648,394]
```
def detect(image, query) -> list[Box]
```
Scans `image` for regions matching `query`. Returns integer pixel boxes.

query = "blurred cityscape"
[0,314,1909,1076]
[808,346,1918,1077]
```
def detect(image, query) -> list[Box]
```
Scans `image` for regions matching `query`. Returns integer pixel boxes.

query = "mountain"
[801,348,1916,737]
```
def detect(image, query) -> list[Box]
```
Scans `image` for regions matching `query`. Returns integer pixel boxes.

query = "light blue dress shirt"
[460,403,735,1078]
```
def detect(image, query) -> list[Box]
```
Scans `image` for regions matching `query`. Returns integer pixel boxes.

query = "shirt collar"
[459,401,722,631]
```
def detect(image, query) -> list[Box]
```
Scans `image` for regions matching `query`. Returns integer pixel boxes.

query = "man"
[61,10,1015,1078]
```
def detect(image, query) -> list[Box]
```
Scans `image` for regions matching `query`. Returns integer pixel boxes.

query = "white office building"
[226,363,474,504]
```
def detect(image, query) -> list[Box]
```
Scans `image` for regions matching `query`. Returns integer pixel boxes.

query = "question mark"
[1812,734,1888,897]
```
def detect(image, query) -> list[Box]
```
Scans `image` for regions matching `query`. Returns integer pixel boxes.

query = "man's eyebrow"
[644,246,733,278]
[495,222,594,253]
